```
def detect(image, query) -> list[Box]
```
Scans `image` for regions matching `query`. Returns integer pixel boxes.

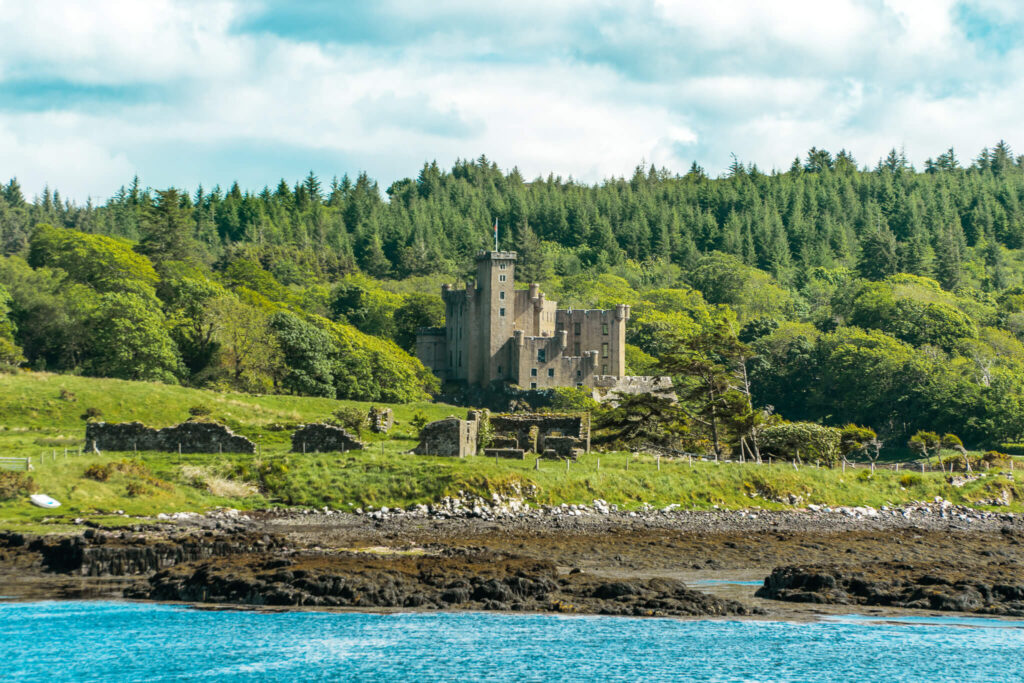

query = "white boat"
[29,494,61,509]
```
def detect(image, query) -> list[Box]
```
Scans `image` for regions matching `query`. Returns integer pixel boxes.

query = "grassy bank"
[1,371,1023,531]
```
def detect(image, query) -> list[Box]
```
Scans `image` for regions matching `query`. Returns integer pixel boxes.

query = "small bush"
[126,481,152,497]
[330,407,367,436]
[546,386,600,412]
[0,471,37,500]
[983,451,1010,468]
[83,464,111,482]
[898,473,922,488]
[410,411,429,431]
[188,404,213,419]
[58,389,77,402]
[80,407,103,422]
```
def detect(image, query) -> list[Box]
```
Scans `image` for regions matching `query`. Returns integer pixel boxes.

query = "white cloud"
[1,0,1024,199]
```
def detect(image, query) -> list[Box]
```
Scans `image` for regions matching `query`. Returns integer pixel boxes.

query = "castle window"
[602,323,609,335]
[531,368,538,377]
[499,307,506,316]
[573,342,580,356]
[499,274,507,282]
[537,348,546,362]
[573,322,581,335]
[547,368,554,378]
[601,342,609,358]
[576,370,581,378]
[602,364,608,374]
[499,291,505,300]
[500,262,507,269]
[576,382,583,388]
[531,382,537,389]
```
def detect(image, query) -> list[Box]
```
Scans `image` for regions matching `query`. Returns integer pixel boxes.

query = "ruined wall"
[593,375,674,401]
[290,424,366,453]
[415,328,447,381]
[482,448,526,460]
[413,415,478,457]
[85,421,256,454]
[368,406,394,434]
[489,414,589,455]
[542,436,584,460]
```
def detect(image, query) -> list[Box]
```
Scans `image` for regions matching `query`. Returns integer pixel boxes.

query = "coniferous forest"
[4,144,1024,450]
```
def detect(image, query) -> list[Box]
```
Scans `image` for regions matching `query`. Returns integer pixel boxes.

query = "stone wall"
[413,411,589,458]
[543,436,584,459]
[490,414,589,455]
[85,421,256,454]
[290,424,366,453]
[413,415,478,457]
[368,407,394,434]
[482,448,526,460]
[593,375,674,401]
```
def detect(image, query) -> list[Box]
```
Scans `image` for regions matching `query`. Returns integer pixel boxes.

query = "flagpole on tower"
[494,218,498,251]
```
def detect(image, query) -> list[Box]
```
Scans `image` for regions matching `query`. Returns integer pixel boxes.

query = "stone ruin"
[413,415,479,458]
[413,411,589,460]
[368,406,394,434]
[84,421,256,454]
[490,414,589,460]
[290,424,366,453]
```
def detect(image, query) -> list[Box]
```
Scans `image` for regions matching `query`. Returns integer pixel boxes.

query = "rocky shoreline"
[2,505,1024,620]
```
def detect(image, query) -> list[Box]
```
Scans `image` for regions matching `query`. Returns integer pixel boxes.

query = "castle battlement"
[416,249,631,391]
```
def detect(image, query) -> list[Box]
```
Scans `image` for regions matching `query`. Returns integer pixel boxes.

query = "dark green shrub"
[0,471,37,500]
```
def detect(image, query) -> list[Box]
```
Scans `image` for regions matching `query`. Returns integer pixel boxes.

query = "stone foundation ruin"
[84,421,256,454]
[368,406,394,434]
[290,424,366,453]
[413,416,479,457]
[414,411,589,459]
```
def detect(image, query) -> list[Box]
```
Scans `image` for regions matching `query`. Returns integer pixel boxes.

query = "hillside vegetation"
[1,372,1022,531]
[5,145,1024,455]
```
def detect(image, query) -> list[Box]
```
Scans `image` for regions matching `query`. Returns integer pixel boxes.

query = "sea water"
[1,602,1023,682]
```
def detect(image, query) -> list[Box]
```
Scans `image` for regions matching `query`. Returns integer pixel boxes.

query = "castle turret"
[473,250,517,386]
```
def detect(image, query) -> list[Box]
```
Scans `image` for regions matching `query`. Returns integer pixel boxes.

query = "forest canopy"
[4,143,1024,448]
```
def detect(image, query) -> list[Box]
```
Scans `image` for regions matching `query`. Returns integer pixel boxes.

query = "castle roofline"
[476,250,517,261]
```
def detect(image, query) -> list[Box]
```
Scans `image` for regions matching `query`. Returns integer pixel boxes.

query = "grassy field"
[1,371,1023,531]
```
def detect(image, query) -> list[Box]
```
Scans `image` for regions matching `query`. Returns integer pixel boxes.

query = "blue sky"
[1,0,1023,201]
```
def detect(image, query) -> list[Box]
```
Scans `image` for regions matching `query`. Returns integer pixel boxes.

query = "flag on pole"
[493,218,498,250]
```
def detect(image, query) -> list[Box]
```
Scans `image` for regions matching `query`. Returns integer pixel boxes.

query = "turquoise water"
[2,602,1024,682]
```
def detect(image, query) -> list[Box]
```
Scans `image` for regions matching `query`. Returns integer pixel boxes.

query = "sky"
[1,0,1023,201]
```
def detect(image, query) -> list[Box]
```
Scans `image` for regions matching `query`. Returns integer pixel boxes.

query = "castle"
[416,250,669,397]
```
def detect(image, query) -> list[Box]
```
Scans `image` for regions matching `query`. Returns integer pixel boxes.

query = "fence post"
[534,457,540,471]
[566,459,570,472]
[597,458,600,470]
[657,454,661,472]
[920,462,925,473]
[626,456,629,471]
[842,461,846,473]
[895,463,900,472]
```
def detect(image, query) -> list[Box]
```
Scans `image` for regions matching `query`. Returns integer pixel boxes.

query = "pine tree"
[137,188,198,262]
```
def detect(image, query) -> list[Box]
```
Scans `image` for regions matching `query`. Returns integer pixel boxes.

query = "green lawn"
[2,371,1023,531]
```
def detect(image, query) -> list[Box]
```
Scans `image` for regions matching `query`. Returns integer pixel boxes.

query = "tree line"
[3,142,1024,451]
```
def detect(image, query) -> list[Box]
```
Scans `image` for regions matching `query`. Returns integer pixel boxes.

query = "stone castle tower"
[417,250,665,397]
